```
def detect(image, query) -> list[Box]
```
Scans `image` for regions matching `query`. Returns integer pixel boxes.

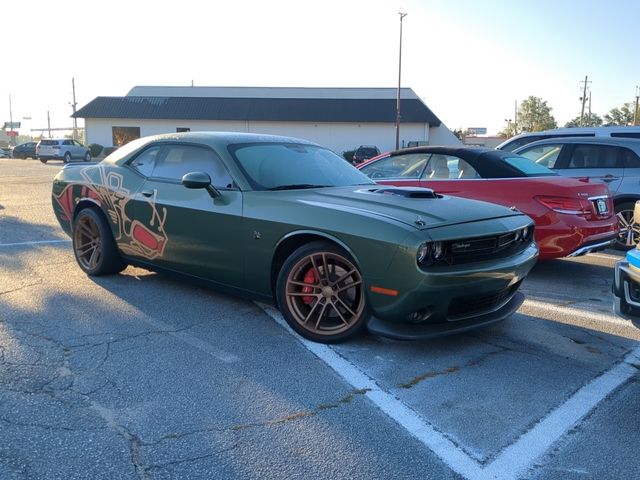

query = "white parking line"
[0,239,71,247]
[522,298,630,327]
[257,302,640,480]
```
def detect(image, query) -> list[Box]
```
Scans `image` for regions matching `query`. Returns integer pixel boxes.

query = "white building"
[74,86,460,153]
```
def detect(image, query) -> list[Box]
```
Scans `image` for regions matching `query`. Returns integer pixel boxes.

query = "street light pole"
[395,12,407,150]
[634,85,639,127]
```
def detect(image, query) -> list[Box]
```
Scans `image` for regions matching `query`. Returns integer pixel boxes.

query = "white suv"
[496,126,640,152]
[36,139,91,163]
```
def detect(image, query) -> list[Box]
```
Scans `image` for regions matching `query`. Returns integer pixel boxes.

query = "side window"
[63,140,73,146]
[130,146,162,177]
[151,145,234,188]
[517,144,562,168]
[424,154,450,179]
[360,153,429,179]
[455,157,480,179]
[622,148,640,168]
[568,145,619,169]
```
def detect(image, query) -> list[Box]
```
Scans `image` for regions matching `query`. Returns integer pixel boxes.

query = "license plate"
[596,198,608,214]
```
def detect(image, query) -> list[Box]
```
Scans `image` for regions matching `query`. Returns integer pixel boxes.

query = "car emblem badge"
[414,216,426,227]
[253,231,262,240]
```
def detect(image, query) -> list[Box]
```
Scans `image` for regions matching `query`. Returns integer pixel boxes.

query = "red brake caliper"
[302,268,317,304]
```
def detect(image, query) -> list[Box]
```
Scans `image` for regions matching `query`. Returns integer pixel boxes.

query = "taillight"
[535,195,592,216]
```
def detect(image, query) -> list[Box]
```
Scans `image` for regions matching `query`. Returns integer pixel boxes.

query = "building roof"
[74,87,441,125]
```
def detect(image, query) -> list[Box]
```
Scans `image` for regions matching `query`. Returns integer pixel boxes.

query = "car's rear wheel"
[84,152,91,162]
[73,208,126,276]
[39,158,47,164]
[276,242,367,343]
[615,201,640,250]
[63,152,71,163]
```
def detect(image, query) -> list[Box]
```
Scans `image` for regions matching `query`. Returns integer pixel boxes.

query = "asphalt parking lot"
[1,158,639,480]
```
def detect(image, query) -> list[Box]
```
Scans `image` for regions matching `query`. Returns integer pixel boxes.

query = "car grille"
[442,229,534,266]
[447,280,522,321]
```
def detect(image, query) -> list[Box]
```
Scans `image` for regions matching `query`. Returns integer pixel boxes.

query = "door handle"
[602,176,618,183]
[141,190,154,197]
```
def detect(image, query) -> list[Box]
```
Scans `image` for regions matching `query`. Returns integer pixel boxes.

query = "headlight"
[417,242,432,264]
[417,241,445,265]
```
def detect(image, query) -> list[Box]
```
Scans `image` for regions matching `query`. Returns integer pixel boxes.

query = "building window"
[112,127,141,147]
[176,127,190,133]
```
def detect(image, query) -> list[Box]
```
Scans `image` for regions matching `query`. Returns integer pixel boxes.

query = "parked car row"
[3,139,91,162]
[44,128,640,342]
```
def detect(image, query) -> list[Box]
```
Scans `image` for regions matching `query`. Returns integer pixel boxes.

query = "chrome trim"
[588,195,609,201]
[567,238,616,257]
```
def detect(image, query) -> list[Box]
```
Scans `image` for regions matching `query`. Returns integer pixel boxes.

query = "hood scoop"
[369,186,438,199]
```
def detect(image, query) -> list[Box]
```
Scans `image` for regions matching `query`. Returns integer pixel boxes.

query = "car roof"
[384,145,510,161]
[513,136,640,151]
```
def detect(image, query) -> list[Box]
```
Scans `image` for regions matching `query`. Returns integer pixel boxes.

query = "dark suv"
[515,136,640,249]
[352,145,380,164]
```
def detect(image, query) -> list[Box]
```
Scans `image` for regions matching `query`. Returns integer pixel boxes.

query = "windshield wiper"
[268,184,331,191]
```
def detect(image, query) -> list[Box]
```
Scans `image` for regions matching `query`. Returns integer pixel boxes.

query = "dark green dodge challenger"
[52,132,538,343]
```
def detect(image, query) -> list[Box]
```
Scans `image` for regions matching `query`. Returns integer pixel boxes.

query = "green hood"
[280,186,523,230]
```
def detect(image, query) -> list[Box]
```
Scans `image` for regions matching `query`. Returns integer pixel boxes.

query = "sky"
[2,0,639,138]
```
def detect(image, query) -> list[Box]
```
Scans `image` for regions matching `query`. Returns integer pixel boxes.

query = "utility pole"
[513,99,518,134]
[47,110,51,138]
[71,77,78,141]
[395,11,408,150]
[8,95,14,145]
[634,85,639,126]
[579,75,591,127]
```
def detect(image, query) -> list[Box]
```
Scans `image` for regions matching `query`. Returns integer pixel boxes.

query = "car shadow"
[0,215,71,272]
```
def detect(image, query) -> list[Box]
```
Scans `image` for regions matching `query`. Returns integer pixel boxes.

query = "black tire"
[72,208,127,276]
[615,201,640,250]
[276,241,367,343]
[39,158,47,164]
[84,152,91,162]
[63,152,71,163]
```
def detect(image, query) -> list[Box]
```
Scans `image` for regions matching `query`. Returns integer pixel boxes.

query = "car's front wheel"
[276,242,367,343]
[84,152,91,162]
[615,201,640,250]
[72,208,126,276]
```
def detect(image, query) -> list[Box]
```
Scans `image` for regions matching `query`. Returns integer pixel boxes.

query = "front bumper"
[367,291,524,340]
[613,257,640,328]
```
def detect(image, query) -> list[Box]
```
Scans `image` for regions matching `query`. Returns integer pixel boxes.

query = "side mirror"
[181,171,221,198]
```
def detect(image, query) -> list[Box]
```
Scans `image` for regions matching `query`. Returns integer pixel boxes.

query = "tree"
[516,96,557,133]
[452,128,464,141]
[604,102,635,126]
[564,113,603,128]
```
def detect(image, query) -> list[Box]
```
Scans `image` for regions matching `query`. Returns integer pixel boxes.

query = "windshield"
[230,143,375,190]
[502,155,557,176]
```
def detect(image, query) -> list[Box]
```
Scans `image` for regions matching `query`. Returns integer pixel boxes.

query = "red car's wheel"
[276,242,367,343]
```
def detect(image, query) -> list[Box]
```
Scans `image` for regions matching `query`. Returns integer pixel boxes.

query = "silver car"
[36,139,91,163]
[514,136,640,249]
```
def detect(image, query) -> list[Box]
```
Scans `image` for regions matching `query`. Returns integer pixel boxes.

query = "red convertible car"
[358,147,618,260]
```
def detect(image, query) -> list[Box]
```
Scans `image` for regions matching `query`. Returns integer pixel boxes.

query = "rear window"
[40,140,60,146]
[502,155,558,176]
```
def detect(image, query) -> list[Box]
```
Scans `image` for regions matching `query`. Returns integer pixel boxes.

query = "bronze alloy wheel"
[279,244,366,342]
[72,208,126,276]
[74,214,103,271]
